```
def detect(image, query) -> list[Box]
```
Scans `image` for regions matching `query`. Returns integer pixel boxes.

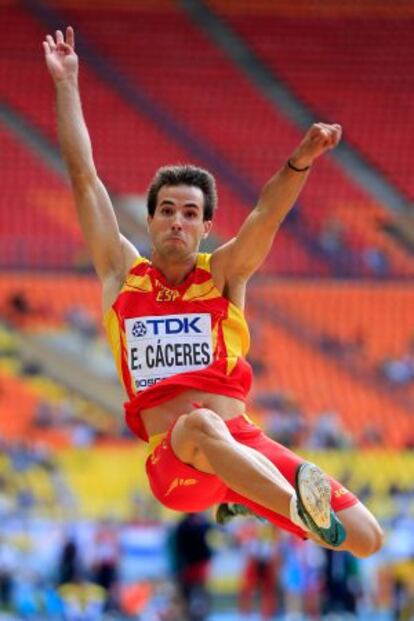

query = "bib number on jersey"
[125,313,213,391]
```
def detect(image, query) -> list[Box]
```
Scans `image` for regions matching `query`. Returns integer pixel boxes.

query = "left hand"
[289,122,342,169]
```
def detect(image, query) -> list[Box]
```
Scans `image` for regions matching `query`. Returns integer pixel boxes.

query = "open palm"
[43,26,78,81]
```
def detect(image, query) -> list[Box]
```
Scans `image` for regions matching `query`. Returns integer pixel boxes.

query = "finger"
[323,125,342,148]
[320,123,342,140]
[42,41,51,56]
[311,125,330,143]
[55,29,64,44]
[66,25,75,49]
[46,34,56,49]
[309,123,328,142]
[56,41,73,55]
[313,124,338,148]
[332,124,343,143]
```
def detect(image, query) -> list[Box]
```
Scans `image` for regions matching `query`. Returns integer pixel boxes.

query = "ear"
[203,220,212,239]
[147,214,153,232]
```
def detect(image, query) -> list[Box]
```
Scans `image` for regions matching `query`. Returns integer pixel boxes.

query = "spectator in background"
[3,290,48,328]
[381,353,414,386]
[64,305,98,341]
[237,521,281,620]
[58,536,82,586]
[172,513,213,621]
[322,548,361,616]
[307,411,352,450]
[5,291,32,327]
[90,520,120,613]
[318,217,346,259]
[0,536,17,612]
[362,245,390,277]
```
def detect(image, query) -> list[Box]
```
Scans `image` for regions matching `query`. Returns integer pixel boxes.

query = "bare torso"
[140,389,246,438]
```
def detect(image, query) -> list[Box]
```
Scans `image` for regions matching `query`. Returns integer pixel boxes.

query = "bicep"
[213,209,279,282]
[72,175,133,282]
[121,234,140,272]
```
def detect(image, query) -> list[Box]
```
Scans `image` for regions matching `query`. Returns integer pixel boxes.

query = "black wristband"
[287,159,311,172]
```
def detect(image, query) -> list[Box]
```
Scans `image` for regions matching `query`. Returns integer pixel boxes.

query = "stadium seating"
[1,3,328,274]
[0,272,101,327]
[249,314,412,448]
[32,0,413,276]
[256,280,414,364]
[0,128,83,268]
[207,0,414,202]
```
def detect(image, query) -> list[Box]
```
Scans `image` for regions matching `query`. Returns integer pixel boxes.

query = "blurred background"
[1,0,414,619]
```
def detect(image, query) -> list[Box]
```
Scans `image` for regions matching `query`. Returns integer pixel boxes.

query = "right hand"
[43,26,78,82]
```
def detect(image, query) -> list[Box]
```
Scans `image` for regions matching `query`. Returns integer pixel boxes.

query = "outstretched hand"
[43,26,78,82]
[290,123,342,169]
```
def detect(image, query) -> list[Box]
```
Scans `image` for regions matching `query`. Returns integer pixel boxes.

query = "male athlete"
[44,27,383,557]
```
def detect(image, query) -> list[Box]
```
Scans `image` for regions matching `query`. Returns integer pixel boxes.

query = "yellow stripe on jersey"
[103,308,125,387]
[123,273,153,293]
[195,253,212,270]
[222,304,250,374]
[183,281,220,301]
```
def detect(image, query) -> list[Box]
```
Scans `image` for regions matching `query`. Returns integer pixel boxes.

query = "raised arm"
[43,27,138,307]
[211,123,341,301]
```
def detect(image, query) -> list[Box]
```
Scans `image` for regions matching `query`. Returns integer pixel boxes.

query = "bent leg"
[171,408,296,519]
[171,409,381,555]
[219,421,383,557]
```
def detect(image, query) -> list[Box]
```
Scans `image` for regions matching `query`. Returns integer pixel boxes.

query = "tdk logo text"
[133,316,203,337]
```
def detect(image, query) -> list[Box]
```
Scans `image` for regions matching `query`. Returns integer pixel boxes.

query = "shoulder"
[102,254,150,313]
[210,243,247,308]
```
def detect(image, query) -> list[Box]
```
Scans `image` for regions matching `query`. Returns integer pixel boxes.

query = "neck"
[151,251,198,285]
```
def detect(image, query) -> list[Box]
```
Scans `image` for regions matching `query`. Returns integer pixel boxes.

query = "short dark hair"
[147,165,217,221]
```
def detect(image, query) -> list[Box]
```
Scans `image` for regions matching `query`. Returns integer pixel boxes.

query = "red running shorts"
[145,414,358,539]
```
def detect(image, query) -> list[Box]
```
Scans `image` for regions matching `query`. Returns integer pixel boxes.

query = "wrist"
[287,159,311,172]
[288,150,313,172]
[54,74,78,88]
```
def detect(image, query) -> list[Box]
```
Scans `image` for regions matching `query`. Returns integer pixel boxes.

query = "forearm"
[54,75,126,280]
[55,76,96,180]
[256,160,311,227]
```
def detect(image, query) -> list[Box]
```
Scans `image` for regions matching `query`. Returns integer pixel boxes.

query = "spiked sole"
[295,463,347,547]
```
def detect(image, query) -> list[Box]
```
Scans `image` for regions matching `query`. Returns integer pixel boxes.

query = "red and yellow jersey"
[103,253,252,441]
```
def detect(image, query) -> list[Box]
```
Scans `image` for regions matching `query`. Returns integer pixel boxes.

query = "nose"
[171,213,183,231]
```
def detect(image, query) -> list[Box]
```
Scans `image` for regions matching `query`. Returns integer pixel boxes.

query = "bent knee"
[184,407,227,440]
[346,519,384,558]
[338,503,384,558]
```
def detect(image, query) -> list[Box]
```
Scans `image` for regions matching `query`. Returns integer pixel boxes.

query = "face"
[148,185,212,259]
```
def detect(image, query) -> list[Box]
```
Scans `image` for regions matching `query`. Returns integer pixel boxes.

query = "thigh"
[170,409,240,474]
[146,423,227,512]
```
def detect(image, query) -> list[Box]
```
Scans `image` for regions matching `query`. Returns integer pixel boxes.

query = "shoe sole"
[296,463,332,529]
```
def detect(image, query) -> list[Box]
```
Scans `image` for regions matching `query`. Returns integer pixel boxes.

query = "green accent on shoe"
[215,503,265,526]
[295,463,347,548]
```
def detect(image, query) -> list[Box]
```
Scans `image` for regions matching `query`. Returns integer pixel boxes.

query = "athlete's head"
[147,165,217,221]
[146,166,216,260]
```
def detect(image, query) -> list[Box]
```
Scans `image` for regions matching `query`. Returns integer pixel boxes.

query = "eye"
[184,210,198,219]
[161,207,174,216]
